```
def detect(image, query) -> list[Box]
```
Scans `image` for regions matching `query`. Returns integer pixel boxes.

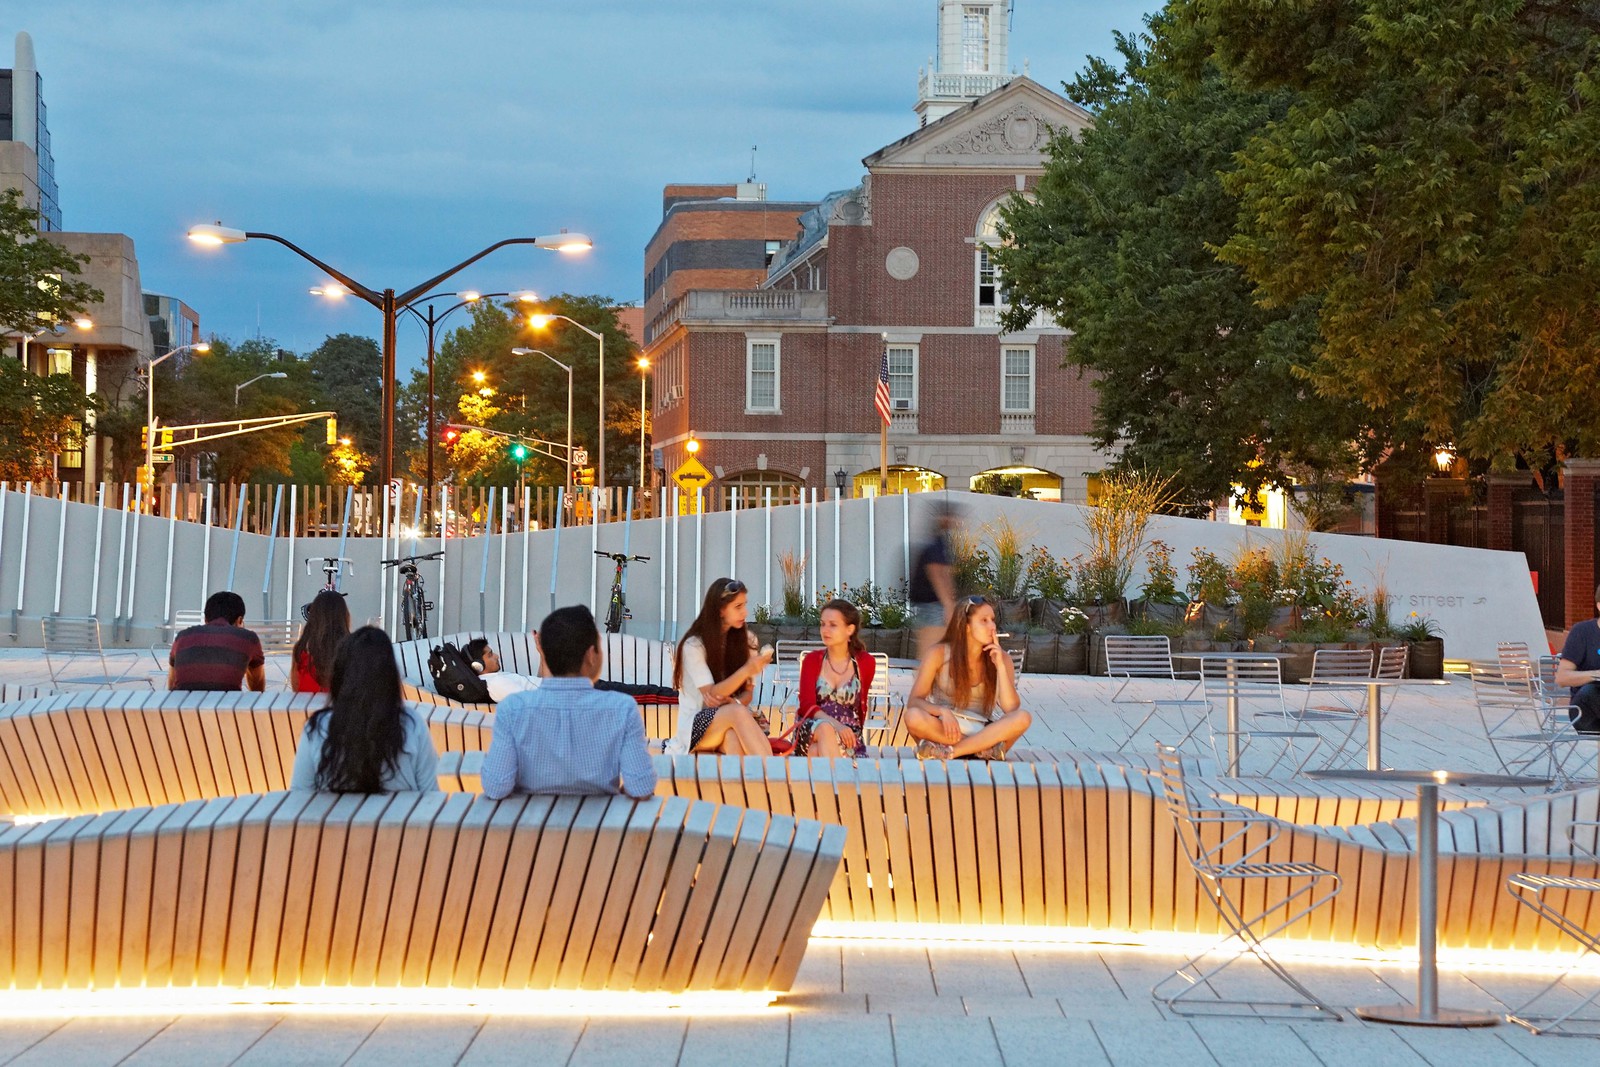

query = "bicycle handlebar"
[381,551,445,566]
[304,557,354,576]
[594,551,650,562]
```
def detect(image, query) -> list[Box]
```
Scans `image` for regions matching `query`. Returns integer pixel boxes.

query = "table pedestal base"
[1354,1004,1501,1028]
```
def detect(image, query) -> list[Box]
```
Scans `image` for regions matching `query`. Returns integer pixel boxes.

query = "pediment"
[864,78,1092,171]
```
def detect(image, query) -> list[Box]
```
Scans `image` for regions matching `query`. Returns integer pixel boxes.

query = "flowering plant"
[1059,605,1091,636]
[1138,540,1184,603]
[1397,612,1444,642]
[1187,547,1233,605]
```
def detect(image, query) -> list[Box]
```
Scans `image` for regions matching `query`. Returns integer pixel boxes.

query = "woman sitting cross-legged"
[669,577,776,755]
[792,598,873,758]
[904,594,1031,760]
[289,626,441,792]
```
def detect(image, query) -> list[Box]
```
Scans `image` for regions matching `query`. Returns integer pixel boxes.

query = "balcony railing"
[975,305,1055,330]
[682,289,830,322]
[919,71,1012,100]
[1000,412,1035,435]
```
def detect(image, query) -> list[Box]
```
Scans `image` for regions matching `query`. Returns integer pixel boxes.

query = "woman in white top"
[903,595,1031,760]
[290,626,441,792]
[670,577,775,755]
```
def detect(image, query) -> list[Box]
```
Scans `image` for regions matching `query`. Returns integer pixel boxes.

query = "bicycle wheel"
[400,580,419,641]
[411,581,429,640]
[605,593,623,634]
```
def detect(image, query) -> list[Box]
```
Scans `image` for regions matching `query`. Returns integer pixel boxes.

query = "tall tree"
[306,333,383,462]
[0,189,102,337]
[154,338,306,482]
[1180,0,1600,472]
[994,19,1373,505]
[0,359,97,481]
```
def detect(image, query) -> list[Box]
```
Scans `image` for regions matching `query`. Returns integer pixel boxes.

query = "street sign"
[672,455,712,493]
[151,453,175,465]
[573,448,589,466]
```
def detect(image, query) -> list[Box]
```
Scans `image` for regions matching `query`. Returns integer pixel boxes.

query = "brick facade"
[644,79,1105,502]
[1564,458,1600,627]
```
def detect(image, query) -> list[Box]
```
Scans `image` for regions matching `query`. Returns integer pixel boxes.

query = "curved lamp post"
[145,340,211,475]
[234,371,287,405]
[188,223,590,488]
[528,313,606,492]
[510,347,574,493]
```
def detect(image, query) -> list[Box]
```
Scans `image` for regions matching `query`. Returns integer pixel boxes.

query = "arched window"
[975,201,1007,325]
[723,469,803,509]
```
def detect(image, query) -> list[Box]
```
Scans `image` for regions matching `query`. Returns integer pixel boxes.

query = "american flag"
[874,351,892,426]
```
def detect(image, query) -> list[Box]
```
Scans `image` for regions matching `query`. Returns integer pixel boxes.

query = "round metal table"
[1306,768,1551,1027]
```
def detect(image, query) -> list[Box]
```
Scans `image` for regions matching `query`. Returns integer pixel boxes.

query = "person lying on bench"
[481,605,657,800]
[464,636,679,704]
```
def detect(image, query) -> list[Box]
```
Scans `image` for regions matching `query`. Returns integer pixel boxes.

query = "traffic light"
[160,428,174,448]
[326,416,338,446]
[135,465,154,492]
[441,425,460,445]
[509,442,529,462]
[140,427,149,451]
[577,467,595,487]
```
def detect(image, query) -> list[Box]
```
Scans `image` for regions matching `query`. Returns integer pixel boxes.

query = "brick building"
[642,3,1102,505]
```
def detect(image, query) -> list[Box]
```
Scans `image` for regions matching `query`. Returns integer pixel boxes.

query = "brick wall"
[1564,458,1600,627]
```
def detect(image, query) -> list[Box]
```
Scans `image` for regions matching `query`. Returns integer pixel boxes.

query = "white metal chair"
[1152,744,1343,1020]
[41,616,148,688]
[769,641,895,744]
[1471,661,1579,787]
[1376,644,1407,680]
[1109,635,1208,754]
[1201,656,1322,775]
[1506,819,1600,1037]
[1294,648,1375,768]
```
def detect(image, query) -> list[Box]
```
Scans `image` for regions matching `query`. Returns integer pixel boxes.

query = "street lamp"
[527,313,607,491]
[637,357,650,493]
[144,341,212,475]
[234,371,287,405]
[188,221,590,487]
[510,347,573,492]
[12,316,93,365]
[834,467,848,495]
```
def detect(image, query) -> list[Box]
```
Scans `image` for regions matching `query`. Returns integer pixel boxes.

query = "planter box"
[1131,599,1187,626]
[1056,634,1088,675]
[998,598,1032,631]
[1408,638,1445,679]
[1085,601,1127,631]
[1025,633,1059,674]
[1030,597,1068,633]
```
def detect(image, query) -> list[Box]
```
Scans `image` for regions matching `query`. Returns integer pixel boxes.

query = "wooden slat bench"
[0,691,492,818]
[0,791,844,993]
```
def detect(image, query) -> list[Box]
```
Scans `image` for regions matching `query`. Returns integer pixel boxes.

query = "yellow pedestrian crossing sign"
[672,455,712,493]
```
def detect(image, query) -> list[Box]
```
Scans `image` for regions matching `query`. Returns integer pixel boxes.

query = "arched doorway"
[723,469,804,509]
[970,466,1063,501]
[852,465,946,497]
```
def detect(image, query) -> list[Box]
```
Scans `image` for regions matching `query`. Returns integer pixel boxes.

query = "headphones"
[471,661,485,673]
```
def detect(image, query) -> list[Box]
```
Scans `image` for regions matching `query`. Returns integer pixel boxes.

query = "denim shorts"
[912,601,945,629]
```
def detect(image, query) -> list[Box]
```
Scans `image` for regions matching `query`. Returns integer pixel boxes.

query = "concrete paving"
[0,649,1596,1064]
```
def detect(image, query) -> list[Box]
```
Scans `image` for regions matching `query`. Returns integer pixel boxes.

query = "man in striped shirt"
[168,591,267,692]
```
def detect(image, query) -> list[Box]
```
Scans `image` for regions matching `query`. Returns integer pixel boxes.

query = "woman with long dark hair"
[289,626,440,792]
[903,595,1031,760]
[792,599,874,758]
[291,590,351,693]
[669,577,775,755]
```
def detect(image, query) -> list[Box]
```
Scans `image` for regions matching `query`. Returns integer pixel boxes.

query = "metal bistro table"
[1172,651,1289,776]
[1305,676,1452,770]
[1306,768,1551,1027]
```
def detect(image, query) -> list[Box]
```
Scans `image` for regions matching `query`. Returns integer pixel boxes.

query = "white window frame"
[885,342,919,413]
[745,335,781,414]
[1000,344,1035,414]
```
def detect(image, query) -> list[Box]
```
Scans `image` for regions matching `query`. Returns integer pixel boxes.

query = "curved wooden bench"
[0,791,843,992]
[0,691,492,818]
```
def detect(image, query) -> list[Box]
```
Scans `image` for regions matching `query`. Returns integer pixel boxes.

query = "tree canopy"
[994,20,1374,505]
[0,358,97,482]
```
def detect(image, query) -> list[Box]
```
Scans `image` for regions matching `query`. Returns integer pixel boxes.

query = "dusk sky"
[19,1,1160,366]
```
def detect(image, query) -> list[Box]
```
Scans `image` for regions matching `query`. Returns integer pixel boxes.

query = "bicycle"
[595,550,649,634]
[302,557,353,620]
[382,550,444,641]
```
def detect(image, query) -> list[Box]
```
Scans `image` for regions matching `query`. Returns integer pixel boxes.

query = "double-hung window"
[886,344,918,412]
[746,338,780,413]
[1001,345,1034,413]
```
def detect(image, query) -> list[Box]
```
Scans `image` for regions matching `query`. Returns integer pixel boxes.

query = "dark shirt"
[169,621,265,691]
[909,535,951,605]
[1560,618,1600,700]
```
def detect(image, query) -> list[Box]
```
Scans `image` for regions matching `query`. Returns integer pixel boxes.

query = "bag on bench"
[429,642,493,704]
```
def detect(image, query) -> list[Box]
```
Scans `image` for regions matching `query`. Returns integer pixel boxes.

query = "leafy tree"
[306,333,383,462]
[1178,0,1600,472]
[0,189,102,337]
[152,337,307,482]
[994,19,1373,505]
[0,358,97,481]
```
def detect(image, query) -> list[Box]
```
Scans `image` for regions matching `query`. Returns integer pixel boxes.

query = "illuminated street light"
[511,347,574,490]
[528,312,608,490]
[145,341,212,475]
[188,221,591,486]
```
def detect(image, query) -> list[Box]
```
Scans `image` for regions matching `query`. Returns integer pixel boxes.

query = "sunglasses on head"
[961,595,989,613]
[720,580,747,597]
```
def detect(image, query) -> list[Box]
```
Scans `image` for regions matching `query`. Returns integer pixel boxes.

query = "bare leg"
[806,720,844,758]
[904,705,956,744]
[950,708,1032,758]
[693,702,770,755]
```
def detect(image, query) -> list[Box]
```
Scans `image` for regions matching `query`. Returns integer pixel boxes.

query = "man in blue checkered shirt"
[481,605,658,800]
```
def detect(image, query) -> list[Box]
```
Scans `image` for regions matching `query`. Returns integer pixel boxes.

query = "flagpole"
[879,422,888,492]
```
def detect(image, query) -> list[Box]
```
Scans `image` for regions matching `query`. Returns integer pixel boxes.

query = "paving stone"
[5,1016,173,1066]
[120,1014,281,1066]
[231,1014,380,1067]
[344,1015,485,1066]
[842,945,936,997]
[926,946,1029,997]
[0,1021,64,1063]
[1188,1019,1323,1067]
[567,1019,686,1067]
[1288,1022,1434,1066]
[1089,1017,1219,1067]
[679,1017,789,1067]
[788,1013,895,1067]
[990,1016,1110,1066]
[456,1018,585,1066]
[889,1013,1004,1067]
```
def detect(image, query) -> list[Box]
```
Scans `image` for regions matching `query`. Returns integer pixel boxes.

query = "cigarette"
[996,633,1011,638]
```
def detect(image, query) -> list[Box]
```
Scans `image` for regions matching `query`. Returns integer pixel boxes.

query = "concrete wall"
[0,486,1544,660]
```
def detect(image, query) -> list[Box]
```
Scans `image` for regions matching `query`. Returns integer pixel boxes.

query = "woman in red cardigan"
[792,599,874,758]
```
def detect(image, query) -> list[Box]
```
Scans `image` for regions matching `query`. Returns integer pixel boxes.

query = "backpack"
[428,642,493,704]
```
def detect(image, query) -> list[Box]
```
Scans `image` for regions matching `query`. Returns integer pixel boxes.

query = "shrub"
[1025,547,1073,602]
[1137,539,1183,603]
